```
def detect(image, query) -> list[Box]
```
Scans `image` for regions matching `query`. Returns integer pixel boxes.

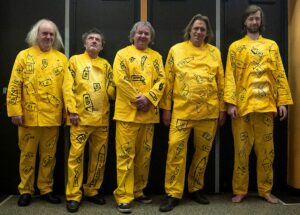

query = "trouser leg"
[188,119,217,193]
[66,126,90,202]
[83,126,109,197]
[232,114,254,195]
[18,126,40,195]
[133,124,154,198]
[253,113,274,197]
[165,119,191,199]
[114,121,138,204]
[37,127,59,195]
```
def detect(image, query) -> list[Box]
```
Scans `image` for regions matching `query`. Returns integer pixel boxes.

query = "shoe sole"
[136,199,152,204]
[117,208,132,213]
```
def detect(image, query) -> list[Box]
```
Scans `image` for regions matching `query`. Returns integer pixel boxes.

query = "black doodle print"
[93,83,101,92]
[149,91,158,102]
[153,59,160,73]
[90,145,106,186]
[25,54,35,74]
[131,74,146,84]
[83,93,94,112]
[73,167,80,187]
[76,133,88,144]
[76,153,83,164]
[177,57,194,68]
[169,165,180,185]
[174,141,184,159]
[141,55,147,70]
[47,93,61,106]
[24,82,36,95]
[41,59,48,70]
[39,78,52,87]
[24,102,36,112]
[82,66,90,80]
[129,57,135,62]
[176,119,188,131]
[120,60,127,71]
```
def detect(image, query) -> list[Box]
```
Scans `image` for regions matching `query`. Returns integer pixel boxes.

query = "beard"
[247,25,260,34]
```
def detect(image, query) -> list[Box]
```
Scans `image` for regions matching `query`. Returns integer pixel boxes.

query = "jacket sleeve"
[62,57,78,114]
[144,54,165,107]
[113,52,139,102]
[216,49,226,112]
[224,44,237,105]
[159,49,174,110]
[105,62,116,100]
[270,42,293,106]
[6,52,24,117]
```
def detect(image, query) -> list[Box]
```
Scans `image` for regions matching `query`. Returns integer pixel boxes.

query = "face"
[189,20,207,47]
[133,25,151,50]
[244,10,261,34]
[37,22,55,52]
[84,33,103,54]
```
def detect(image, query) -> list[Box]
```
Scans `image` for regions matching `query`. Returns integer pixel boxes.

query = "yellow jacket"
[6,46,67,126]
[113,45,165,123]
[161,41,226,120]
[63,52,115,126]
[224,35,293,116]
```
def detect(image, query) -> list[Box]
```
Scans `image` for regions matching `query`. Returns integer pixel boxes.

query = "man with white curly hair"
[7,19,67,207]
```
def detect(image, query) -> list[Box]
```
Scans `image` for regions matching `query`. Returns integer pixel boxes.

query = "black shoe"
[66,200,80,213]
[135,195,152,204]
[85,194,106,205]
[40,192,61,204]
[117,203,132,213]
[18,194,31,206]
[159,196,179,212]
[190,191,210,204]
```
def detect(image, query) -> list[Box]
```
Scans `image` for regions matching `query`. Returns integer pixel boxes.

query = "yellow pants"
[66,125,108,202]
[18,126,59,195]
[164,118,217,199]
[113,121,154,204]
[232,113,274,197]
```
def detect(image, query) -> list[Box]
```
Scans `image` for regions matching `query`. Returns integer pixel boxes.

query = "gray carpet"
[1,194,300,215]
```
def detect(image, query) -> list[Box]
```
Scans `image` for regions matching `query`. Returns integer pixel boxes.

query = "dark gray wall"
[0,0,65,194]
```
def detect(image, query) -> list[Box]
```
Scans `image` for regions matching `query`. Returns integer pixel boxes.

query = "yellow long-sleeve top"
[224,35,293,116]
[113,45,165,123]
[160,41,226,120]
[63,52,115,126]
[6,46,67,126]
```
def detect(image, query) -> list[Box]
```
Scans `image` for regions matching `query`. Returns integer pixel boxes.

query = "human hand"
[278,106,287,121]
[218,112,226,126]
[162,109,171,126]
[136,95,151,112]
[227,104,238,119]
[69,113,79,126]
[11,116,23,126]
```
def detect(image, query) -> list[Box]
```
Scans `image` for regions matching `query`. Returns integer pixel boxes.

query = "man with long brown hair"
[224,5,293,204]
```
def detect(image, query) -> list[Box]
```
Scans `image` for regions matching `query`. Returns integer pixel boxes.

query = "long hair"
[129,21,155,45]
[241,5,265,34]
[183,14,214,44]
[25,19,64,50]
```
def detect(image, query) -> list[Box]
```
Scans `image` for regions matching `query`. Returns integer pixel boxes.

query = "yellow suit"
[113,45,165,203]
[224,35,293,197]
[7,46,67,195]
[161,41,225,198]
[63,52,115,202]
